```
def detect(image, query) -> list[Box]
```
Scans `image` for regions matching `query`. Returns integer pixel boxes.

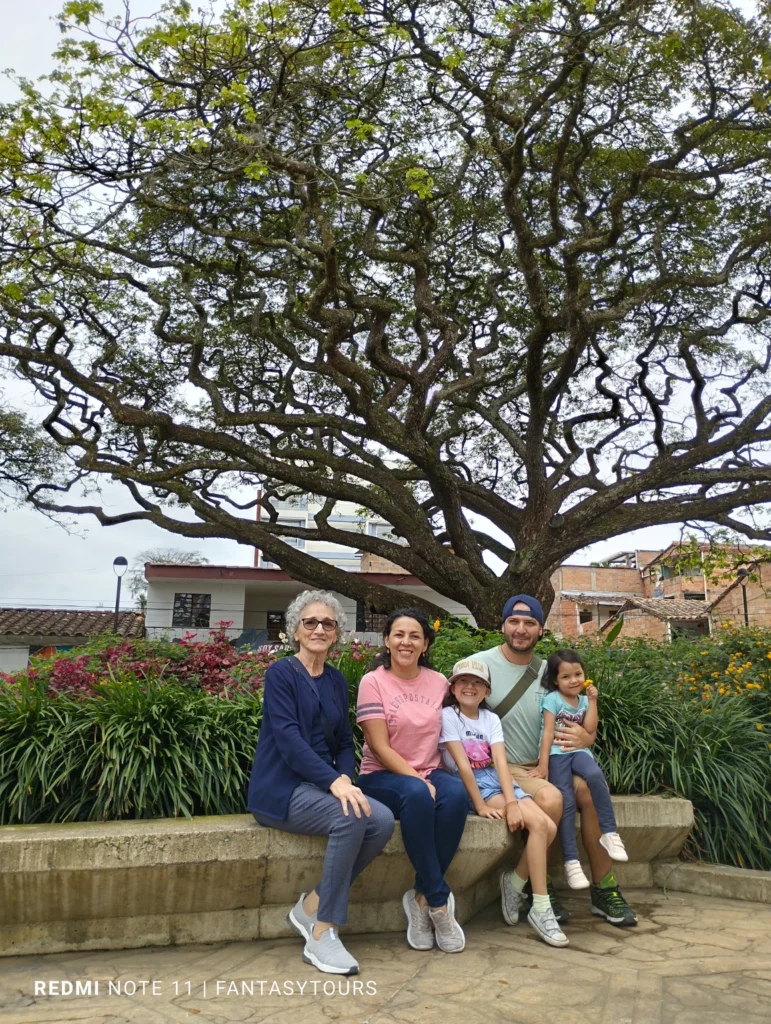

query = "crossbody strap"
[492,654,543,721]
[289,657,339,758]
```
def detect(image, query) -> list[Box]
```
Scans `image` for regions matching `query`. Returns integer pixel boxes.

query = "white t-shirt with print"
[439,706,504,773]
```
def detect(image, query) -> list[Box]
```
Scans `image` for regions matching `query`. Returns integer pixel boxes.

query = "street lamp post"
[113,556,128,633]
[736,567,750,628]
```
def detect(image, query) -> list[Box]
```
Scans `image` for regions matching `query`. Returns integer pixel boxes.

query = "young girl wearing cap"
[439,657,569,948]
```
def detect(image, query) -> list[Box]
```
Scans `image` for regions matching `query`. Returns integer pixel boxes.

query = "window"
[172,593,211,628]
[683,592,706,601]
[368,522,394,539]
[267,611,286,641]
[670,619,709,640]
[273,495,308,510]
[279,518,306,549]
[356,600,389,633]
[369,521,404,542]
[579,609,593,624]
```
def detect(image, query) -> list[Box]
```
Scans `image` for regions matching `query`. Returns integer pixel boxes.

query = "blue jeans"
[358,768,469,907]
[549,750,617,862]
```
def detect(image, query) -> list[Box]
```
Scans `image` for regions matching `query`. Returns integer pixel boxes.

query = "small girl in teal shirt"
[535,649,627,889]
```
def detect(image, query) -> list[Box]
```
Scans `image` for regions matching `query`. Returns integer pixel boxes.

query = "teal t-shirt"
[540,691,595,759]
[474,646,546,764]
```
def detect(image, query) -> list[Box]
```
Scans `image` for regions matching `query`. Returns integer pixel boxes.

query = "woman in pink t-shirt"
[357,609,469,954]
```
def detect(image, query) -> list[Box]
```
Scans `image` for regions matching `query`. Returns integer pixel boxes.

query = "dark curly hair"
[370,608,435,670]
[543,648,585,692]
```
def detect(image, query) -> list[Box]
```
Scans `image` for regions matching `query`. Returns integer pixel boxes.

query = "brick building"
[588,545,771,641]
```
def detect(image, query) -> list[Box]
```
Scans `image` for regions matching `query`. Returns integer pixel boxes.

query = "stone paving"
[1,889,770,1024]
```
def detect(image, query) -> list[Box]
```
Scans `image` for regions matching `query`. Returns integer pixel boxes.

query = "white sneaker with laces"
[564,860,590,889]
[429,899,465,953]
[599,832,629,862]
[402,889,434,950]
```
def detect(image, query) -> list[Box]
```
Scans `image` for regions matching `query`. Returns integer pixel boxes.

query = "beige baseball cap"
[448,657,491,688]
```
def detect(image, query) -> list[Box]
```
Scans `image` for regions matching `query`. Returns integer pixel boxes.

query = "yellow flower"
[711,672,720,678]
[700,651,709,655]
[756,723,765,731]
[704,709,712,714]
[583,678,593,688]
[433,619,441,632]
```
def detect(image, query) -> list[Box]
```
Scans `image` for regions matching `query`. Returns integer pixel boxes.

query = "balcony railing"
[145,625,243,641]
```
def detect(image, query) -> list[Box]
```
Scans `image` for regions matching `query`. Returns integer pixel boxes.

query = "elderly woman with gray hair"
[247,590,394,976]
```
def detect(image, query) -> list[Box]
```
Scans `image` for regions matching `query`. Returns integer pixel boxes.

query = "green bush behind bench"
[0,621,769,871]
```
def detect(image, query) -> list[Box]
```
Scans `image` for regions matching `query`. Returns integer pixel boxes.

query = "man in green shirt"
[475,594,638,928]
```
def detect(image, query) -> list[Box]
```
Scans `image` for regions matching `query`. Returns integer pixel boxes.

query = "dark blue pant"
[357,768,469,907]
[549,751,617,862]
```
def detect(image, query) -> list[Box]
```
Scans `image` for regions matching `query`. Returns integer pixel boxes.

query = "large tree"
[1,0,771,626]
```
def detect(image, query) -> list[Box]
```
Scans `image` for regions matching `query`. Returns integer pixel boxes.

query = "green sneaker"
[590,882,638,927]
[524,878,570,925]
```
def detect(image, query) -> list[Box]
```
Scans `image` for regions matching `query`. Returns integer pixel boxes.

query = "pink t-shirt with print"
[356,665,448,777]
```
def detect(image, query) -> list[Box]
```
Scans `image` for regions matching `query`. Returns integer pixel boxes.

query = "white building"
[254,496,399,572]
[143,564,473,645]
[143,494,474,645]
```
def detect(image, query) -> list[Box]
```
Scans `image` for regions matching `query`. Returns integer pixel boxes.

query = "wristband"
[505,800,519,807]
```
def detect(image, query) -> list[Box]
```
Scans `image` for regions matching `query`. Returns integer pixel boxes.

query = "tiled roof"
[616,597,709,621]
[0,608,144,639]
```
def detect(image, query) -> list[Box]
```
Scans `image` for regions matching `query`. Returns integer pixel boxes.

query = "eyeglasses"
[300,617,338,632]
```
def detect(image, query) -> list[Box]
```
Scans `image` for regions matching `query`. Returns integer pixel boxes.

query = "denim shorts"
[468,767,531,812]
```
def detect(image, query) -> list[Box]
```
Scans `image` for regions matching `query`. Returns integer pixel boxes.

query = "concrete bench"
[0,795,693,956]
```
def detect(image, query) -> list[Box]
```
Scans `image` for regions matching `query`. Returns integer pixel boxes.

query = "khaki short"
[508,762,582,798]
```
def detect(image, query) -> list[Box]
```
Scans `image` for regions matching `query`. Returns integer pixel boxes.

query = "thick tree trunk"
[464,574,556,631]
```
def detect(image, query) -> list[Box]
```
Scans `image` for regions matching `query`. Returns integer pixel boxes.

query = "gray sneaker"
[303,927,359,975]
[527,906,569,947]
[429,899,465,953]
[287,892,316,941]
[500,872,529,926]
[402,889,434,950]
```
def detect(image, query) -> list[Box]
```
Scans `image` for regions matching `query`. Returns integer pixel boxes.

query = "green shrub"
[0,675,261,823]
[1,622,769,872]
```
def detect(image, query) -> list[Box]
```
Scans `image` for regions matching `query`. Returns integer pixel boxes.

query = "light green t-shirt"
[474,645,547,764]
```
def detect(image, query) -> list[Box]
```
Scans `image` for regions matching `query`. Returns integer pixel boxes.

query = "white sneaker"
[599,832,629,862]
[402,889,434,950]
[564,860,590,889]
[500,871,529,924]
[429,900,465,953]
[527,906,569,947]
[287,891,316,940]
[302,927,359,975]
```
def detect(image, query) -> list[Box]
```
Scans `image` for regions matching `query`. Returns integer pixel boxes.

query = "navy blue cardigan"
[247,656,356,821]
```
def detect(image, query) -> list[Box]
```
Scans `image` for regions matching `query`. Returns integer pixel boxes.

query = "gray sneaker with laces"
[500,872,529,926]
[303,927,359,975]
[429,900,465,953]
[527,906,569,947]
[287,891,316,941]
[402,889,434,950]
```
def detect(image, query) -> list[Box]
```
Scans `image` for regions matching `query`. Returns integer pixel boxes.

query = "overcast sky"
[0,2,693,608]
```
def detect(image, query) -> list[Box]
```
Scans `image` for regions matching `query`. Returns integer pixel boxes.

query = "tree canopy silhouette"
[2,0,771,626]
